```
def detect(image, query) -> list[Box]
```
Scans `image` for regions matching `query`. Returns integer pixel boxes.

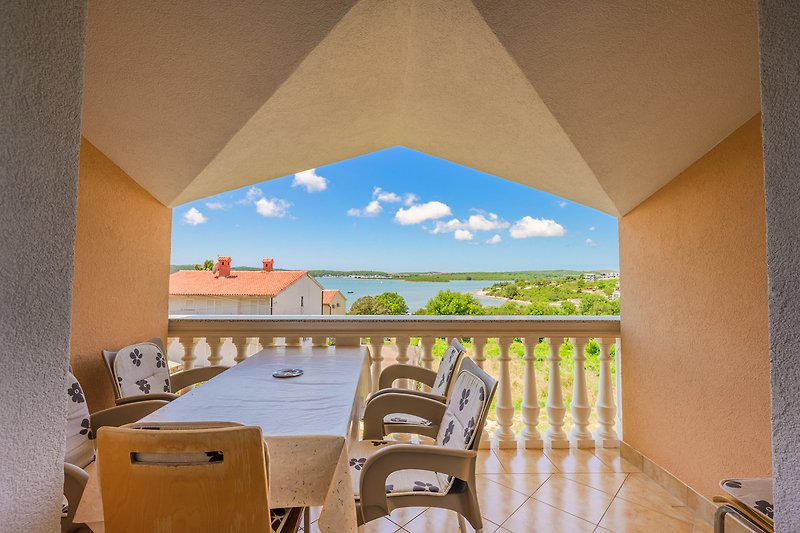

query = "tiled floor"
[302,446,713,533]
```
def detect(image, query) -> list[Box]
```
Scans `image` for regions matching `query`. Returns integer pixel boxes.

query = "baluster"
[368,336,384,393]
[569,337,594,448]
[258,336,274,351]
[544,337,569,448]
[594,337,619,447]
[206,336,224,366]
[519,336,543,449]
[311,336,328,347]
[232,336,248,364]
[420,336,435,371]
[471,336,490,448]
[178,336,198,370]
[493,336,517,449]
[284,336,301,347]
[395,336,411,389]
[472,337,487,370]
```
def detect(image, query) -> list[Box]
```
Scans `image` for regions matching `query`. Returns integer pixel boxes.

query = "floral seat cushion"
[113,342,170,398]
[436,371,488,451]
[347,440,450,498]
[431,344,461,396]
[719,478,774,525]
[65,371,95,468]
[383,413,432,426]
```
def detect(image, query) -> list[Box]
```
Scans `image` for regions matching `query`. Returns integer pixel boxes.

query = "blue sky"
[171,147,619,272]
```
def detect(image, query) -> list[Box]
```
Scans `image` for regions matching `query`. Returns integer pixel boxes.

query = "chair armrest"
[368,388,446,404]
[114,392,178,406]
[363,393,446,440]
[170,366,229,392]
[359,445,477,523]
[378,364,437,390]
[63,462,89,529]
[91,400,169,430]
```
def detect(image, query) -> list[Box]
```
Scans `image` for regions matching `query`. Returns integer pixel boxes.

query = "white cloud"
[509,216,566,238]
[205,201,227,210]
[454,229,474,241]
[255,197,291,218]
[467,212,509,232]
[373,187,402,203]
[558,200,568,208]
[241,186,263,204]
[404,193,419,206]
[585,238,598,247]
[395,201,452,225]
[347,200,383,217]
[486,234,502,244]
[292,168,328,193]
[589,226,596,231]
[430,218,467,234]
[182,207,207,226]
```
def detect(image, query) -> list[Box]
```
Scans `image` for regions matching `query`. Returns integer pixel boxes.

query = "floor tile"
[360,516,403,532]
[493,449,559,473]
[561,472,629,495]
[532,475,614,524]
[403,507,500,533]
[382,507,426,527]
[478,473,550,496]
[616,473,686,518]
[475,475,531,525]
[543,448,615,473]
[477,450,506,474]
[598,498,694,533]
[593,449,642,473]
[502,497,596,533]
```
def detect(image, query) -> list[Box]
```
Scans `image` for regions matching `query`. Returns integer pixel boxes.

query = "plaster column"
[758,3,800,529]
[0,3,87,530]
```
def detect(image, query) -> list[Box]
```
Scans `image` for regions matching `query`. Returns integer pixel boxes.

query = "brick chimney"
[217,256,231,278]
[262,258,274,272]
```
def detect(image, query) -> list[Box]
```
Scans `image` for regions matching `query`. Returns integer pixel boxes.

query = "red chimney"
[262,258,274,272]
[217,256,231,277]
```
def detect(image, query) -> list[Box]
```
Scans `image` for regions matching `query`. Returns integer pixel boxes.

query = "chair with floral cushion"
[349,357,498,532]
[369,337,467,439]
[95,422,303,533]
[102,338,229,406]
[62,370,167,533]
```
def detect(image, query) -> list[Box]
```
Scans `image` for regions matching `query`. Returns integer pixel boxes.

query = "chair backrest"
[96,423,270,532]
[64,371,95,468]
[435,357,498,451]
[110,341,170,399]
[102,338,167,399]
[430,338,466,397]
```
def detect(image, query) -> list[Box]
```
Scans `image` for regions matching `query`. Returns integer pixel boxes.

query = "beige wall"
[70,138,172,411]
[619,116,771,498]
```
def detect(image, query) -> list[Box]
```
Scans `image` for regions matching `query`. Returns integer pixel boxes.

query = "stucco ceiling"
[82,0,760,216]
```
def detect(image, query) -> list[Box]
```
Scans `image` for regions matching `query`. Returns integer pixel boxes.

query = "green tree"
[347,296,387,315]
[194,259,214,271]
[421,291,484,315]
[560,300,577,315]
[374,292,409,315]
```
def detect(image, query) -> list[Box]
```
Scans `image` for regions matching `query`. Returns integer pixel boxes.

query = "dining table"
[73,344,371,532]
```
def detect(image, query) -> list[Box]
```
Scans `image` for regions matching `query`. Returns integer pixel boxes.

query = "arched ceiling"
[82,0,760,216]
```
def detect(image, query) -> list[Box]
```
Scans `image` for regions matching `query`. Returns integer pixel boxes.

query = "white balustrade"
[519,336,543,449]
[167,315,621,449]
[569,337,594,448]
[545,337,570,448]
[493,336,517,448]
[594,337,619,447]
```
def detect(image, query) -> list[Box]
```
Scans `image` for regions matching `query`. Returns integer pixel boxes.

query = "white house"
[169,257,323,315]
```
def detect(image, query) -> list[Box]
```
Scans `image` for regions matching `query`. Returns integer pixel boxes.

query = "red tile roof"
[169,270,307,297]
[322,290,343,305]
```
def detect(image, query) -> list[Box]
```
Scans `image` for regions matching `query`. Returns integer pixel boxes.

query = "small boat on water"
[346,290,354,294]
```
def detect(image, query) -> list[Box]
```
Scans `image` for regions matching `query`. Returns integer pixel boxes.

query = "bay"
[316,277,506,312]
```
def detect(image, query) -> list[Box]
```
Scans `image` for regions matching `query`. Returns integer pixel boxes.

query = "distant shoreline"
[473,289,530,306]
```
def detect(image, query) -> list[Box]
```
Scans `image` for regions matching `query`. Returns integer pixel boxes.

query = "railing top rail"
[168,314,621,337]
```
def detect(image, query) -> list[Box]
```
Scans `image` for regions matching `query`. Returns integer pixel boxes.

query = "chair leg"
[457,513,467,532]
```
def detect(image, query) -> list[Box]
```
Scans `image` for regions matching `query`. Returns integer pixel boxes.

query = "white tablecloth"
[74,345,370,532]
